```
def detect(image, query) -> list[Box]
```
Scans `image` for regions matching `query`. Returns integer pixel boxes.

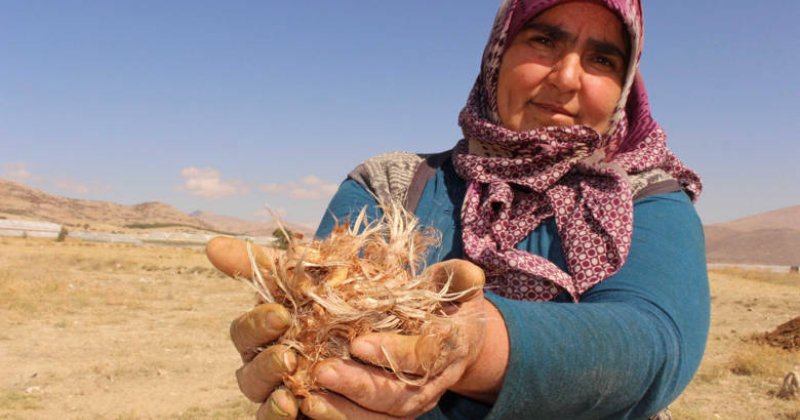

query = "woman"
[221,0,709,418]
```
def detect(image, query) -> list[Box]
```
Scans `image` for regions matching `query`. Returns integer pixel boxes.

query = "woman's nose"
[548,53,582,92]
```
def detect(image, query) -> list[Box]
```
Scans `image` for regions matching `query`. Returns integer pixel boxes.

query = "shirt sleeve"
[315,178,382,240]
[475,191,709,420]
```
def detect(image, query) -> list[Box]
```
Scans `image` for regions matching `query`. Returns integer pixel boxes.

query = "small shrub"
[272,227,293,250]
[56,227,68,242]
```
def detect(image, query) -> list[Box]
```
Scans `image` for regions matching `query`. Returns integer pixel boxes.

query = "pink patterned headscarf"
[452,0,702,301]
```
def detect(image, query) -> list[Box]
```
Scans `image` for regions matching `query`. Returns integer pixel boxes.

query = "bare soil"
[1,238,798,419]
[756,316,800,351]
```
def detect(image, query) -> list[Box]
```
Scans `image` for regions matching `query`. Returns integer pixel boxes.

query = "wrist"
[449,298,509,403]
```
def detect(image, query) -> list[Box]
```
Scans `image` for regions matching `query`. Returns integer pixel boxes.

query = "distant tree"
[272,227,293,250]
[56,227,68,242]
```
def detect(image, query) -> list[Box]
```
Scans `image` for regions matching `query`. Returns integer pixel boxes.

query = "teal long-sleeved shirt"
[315,157,709,420]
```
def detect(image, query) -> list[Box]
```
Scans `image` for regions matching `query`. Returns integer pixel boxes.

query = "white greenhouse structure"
[0,218,275,247]
[0,219,63,238]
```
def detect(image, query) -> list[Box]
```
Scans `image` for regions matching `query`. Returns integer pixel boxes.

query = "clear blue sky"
[1,1,798,226]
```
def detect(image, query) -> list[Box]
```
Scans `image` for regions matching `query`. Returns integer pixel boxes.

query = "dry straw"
[240,202,475,397]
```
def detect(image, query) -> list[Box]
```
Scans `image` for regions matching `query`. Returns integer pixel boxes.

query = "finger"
[301,392,408,420]
[237,345,297,402]
[312,359,456,418]
[206,236,279,292]
[256,387,299,420]
[350,333,436,377]
[426,260,485,301]
[230,304,291,362]
[351,325,470,378]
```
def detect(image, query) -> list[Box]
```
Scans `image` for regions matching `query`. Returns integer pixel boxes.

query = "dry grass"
[0,238,224,319]
[727,343,795,377]
[170,399,255,420]
[780,411,800,420]
[0,237,255,419]
[0,389,42,411]
[710,267,800,287]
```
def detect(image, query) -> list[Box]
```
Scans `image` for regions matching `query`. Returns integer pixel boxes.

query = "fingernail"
[315,365,338,386]
[305,396,347,420]
[350,339,376,357]
[304,395,327,417]
[270,352,286,371]
[265,309,289,330]
[269,396,290,417]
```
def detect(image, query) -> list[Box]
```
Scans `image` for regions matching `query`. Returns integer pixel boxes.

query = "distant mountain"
[0,178,215,231]
[0,178,311,236]
[714,205,800,232]
[705,205,800,266]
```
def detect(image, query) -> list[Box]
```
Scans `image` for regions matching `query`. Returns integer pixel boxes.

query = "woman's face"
[496,1,629,133]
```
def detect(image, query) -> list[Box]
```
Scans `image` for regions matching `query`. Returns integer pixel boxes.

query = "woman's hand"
[299,262,509,420]
[207,237,302,419]
[230,303,302,419]
[208,236,509,419]
[304,295,486,419]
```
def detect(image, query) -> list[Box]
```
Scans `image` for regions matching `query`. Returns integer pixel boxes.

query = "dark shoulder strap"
[632,179,682,201]
[404,150,453,213]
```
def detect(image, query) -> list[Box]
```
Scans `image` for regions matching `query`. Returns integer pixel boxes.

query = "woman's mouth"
[532,102,576,117]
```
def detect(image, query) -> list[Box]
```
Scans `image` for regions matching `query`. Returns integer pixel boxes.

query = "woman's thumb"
[426,259,485,302]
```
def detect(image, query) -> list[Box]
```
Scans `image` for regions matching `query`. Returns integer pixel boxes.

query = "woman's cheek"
[581,77,622,131]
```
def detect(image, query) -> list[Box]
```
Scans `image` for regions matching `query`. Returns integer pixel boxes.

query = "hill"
[0,178,215,232]
[705,205,800,266]
[0,178,312,236]
[715,205,800,232]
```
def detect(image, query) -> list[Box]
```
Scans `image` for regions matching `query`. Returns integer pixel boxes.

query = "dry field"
[0,237,798,419]
[0,237,254,419]
[670,268,800,419]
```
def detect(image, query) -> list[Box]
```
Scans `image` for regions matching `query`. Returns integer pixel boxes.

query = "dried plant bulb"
[235,201,479,397]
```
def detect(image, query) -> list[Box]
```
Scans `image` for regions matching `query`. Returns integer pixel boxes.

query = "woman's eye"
[592,55,616,69]
[531,36,554,48]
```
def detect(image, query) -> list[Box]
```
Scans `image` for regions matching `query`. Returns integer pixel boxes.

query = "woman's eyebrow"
[586,38,628,62]
[524,22,570,42]
[525,21,628,62]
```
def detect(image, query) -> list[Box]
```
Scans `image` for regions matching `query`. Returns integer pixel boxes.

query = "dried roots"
[240,202,472,397]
